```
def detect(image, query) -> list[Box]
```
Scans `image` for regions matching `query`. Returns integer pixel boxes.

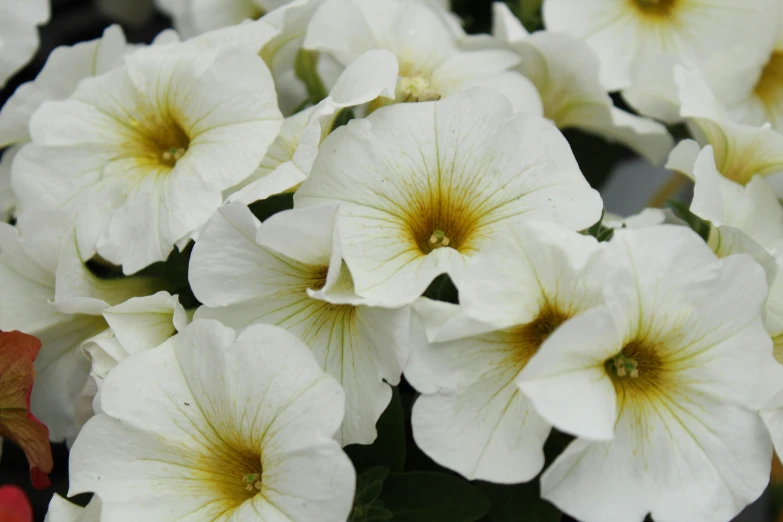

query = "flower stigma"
[242,473,263,493]
[429,229,451,248]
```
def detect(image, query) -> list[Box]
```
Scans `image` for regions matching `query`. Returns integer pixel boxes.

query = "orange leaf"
[0,331,53,489]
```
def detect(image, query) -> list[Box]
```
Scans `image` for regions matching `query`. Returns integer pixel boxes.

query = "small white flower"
[75,291,189,430]
[0,25,129,148]
[543,0,777,91]
[666,65,783,192]
[520,225,782,522]
[0,0,50,88]
[486,3,672,164]
[226,48,399,205]
[296,88,603,306]
[190,203,410,445]
[12,44,282,274]
[44,495,101,522]
[159,0,296,37]
[69,319,356,522]
[0,212,161,441]
[304,0,542,113]
[407,221,600,483]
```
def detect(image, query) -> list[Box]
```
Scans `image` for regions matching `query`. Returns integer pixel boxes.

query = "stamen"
[242,473,262,492]
[429,229,451,248]
[607,353,639,379]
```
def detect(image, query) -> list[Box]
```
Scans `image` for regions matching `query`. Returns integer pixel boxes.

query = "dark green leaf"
[248,193,295,222]
[331,108,356,132]
[355,466,390,505]
[668,200,711,242]
[346,387,406,472]
[366,506,394,520]
[379,471,491,522]
[423,274,459,304]
[475,480,560,522]
[295,49,328,105]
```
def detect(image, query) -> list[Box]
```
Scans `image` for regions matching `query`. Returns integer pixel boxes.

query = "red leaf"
[0,331,53,489]
[0,486,33,522]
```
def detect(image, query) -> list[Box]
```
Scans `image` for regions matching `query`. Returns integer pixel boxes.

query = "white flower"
[0,212,161,441]
[226,48,398,205]
[0,0,50,88]
[519,225,781,522]
[159,0,295,37]
[687,145,783,362]
[666,65,783,192]
[189,203,410,445]
[0,25,130,148]
[75,291,189,430]
[485,3,672,164]
[407,221,599,483]
[543,0,777,91]
[69,319,356,522]
[603,208,668,229]
[12,44,282,274]
[304,0,542,113]
[0,146,18,219]
[44,495,101,522]
[296,88,603,306]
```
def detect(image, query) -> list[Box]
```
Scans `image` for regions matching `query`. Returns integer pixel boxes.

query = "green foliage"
[350,467,395,522]
[379,472,491,522]
[583,210,615,242]
[331,108,356,132]
[476,481,560,522]
[668,200,711,242]
[248,192,295,222]
[346,388,406,473]
[137,242,200,309]
[423,274,459,304]
[295,49,329,105]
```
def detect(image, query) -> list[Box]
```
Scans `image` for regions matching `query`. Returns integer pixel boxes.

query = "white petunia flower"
[69,319,356,522]
[0,0,50,88]
[12,44,282,274]
[486,3,672,164]
[0,25,129,148]
[189,203,410,445]
[603,208,668,229]
[158,0,296,37]
[0,212,161,441]
[75,291,189,430]
[407,221,600,483]
[520,225,782,522]
[296,88,603,306]
[304,0,542,114]
[687,146,783,362]
[0,146,18,219]
[666,65,783,192]
[543,0,777,91]
[226,48,398,205]
[44,495,101,522]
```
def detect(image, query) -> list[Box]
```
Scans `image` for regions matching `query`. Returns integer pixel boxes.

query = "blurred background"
[0,0,765,521]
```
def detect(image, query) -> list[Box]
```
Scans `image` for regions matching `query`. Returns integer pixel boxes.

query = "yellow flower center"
[605,339,672,416]
[755,51,783,110]
[631,0,678,19]
[127,111,191,169]
[507,305,571,367]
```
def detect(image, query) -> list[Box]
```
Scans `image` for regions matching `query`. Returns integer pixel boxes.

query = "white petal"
[45,495,101,522]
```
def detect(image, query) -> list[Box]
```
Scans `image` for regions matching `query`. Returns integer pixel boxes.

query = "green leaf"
[355,466,390,505]
[295,49,328,105]
[346,387,406,472]
[582,210,615,243]
[475,480,560,522]
[423,274,459,304]
[668,200,711,242]
[247,193,295,223]
[379,472,491,522]
[330,108,356,133]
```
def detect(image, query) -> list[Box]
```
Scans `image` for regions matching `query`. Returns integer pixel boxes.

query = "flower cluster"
[2,0,783,521]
